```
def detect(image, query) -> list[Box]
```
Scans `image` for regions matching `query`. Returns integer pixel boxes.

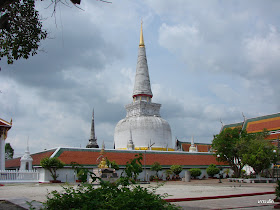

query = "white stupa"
[114,22,173,151]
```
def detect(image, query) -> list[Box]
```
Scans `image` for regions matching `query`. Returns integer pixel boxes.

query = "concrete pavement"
[0,179,277,209]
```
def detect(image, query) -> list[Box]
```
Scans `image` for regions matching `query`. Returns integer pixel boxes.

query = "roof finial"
[139,20,145,47]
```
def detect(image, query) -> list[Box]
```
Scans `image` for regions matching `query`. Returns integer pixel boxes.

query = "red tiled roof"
[181,143,211,152]
[0,118,12,127]
[55,148,224,167]
[221,113,280,141]
[246,117,280,133]
[5,150,55,169]
[6,148,226,169]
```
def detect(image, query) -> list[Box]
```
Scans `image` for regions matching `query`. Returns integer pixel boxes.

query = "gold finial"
[139,20,145,47]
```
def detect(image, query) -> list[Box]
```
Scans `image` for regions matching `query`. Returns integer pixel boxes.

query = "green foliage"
[276,180,280,200]
[106,159,120,170]
[242,136,278,175]
[0,0,47,65]
[212,128,272,178]
[151,162,162,177]
[206,164,220,178]
[71,162,89,183]
[5,143,14,159]
[164,169,172,180]
[170,165,182,176]
[121,154,143,183]
[40,157,65,181]
[43,183,178,210]
[189,168,201,179]
[41,155,179,210]
[212,127,245,177]
[224,168,231,177]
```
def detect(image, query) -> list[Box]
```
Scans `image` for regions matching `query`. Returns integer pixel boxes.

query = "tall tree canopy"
[5,143,14,159]
[242,131,278,175]
[212,127,245,177]
[0,0,81,66]
[212,127,278,177]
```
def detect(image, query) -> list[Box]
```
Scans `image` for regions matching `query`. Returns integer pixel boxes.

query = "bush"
[170,165,182,176]
[165,169,172,180]
[43,182,179,209]
[206,164,220,178]
[189,168,201,179]
[151,162,162,177]
[41,154,179,210]
[40,157,64,181]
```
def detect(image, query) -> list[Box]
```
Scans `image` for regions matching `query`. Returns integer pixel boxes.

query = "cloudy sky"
[1,0,280,157]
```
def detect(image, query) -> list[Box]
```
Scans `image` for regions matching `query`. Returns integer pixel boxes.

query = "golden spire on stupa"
[139,20,145,47]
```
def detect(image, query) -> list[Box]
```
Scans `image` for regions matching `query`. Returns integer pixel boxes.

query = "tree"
[206,164,220,178]
[151,162,162,178]
[5,143,14,159]
[242,133,278,176]
[189,168,201,179]
[0,0,47,65]
[71,162,89,182]
[0,0,81,66]
[170,165,182,176]
[106,159,119,170]
[164,169,172,180]
[122,154,143,183]
[212,127,246,177]
[40,157,64,181]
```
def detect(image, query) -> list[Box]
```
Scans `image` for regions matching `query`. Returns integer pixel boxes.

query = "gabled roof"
[5,149,56,169]
[243,113,280,133]
[221,122,243,131]
[6,147,227,169]
[0,118,12,127]
[220,112,280,141]
[177,141,211,152]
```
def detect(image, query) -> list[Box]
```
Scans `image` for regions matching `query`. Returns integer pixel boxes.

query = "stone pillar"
[185,171,191,182]
[0,133,5,170]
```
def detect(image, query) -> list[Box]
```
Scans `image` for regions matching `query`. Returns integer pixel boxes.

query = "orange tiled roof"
[5,149,55,169]
[221,113,280,141]
[0,118,12,127]
[54,148,223,167]
[181,143,211,152]
[6,148,226,169]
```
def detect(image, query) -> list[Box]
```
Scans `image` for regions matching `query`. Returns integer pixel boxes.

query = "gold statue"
[98,158,108,169]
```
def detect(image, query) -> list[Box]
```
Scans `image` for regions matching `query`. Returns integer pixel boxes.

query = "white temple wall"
[36,166,231,183]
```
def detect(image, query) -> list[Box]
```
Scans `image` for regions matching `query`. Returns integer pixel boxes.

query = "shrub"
[43,182,179,209]
[40,157,64,181]
[41,155,179,210]
[170,165,182,176]
[165,169,172,180]
[71,162,89,183]
[106,159,120,170]
[276,180,280,200]
[189,168,201,179]
[206,164,220,178]
[151,162,162,177]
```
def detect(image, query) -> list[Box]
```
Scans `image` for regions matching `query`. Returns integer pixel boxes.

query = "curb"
[164,191,275,202]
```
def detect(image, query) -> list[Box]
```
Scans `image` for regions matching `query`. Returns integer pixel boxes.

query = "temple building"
[86,109,99,148]
[3,23,227,183]
[176,137,212,152]
[114,22,173,151]
[0,118,12,170]
[221,112,280,145]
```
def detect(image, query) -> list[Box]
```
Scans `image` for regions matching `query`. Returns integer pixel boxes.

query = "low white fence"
[0,169,39,182]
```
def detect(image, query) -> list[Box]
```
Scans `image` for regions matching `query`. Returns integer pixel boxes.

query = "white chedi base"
[114,115,172,150]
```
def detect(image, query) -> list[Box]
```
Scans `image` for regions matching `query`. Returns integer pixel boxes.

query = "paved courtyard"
[0,179,277,209]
